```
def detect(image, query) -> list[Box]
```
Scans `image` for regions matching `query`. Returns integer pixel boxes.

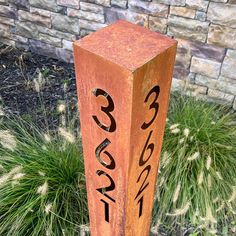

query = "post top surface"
[74,20,177,71]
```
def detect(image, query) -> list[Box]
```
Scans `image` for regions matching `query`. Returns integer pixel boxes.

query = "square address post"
[73,20,177,236]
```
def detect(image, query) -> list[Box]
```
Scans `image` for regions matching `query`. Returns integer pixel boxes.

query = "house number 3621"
[135,85,160,218]
[91,85,160,222]
[92,88,117,223]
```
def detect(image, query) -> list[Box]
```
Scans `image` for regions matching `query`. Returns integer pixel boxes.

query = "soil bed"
[0,43,78,129]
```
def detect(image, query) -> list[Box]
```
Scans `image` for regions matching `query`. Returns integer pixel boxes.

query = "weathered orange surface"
[73,20,177,236]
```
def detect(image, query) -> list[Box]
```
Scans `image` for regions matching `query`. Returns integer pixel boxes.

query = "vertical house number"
[135,85,160,218]
[92,88,116,223]
[92,85,160,222]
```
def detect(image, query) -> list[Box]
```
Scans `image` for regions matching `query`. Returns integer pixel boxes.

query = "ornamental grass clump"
[0,112,88,236]
[153,94,236,235]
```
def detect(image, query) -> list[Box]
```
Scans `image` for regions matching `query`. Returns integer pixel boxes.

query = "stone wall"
[0,0,236,108]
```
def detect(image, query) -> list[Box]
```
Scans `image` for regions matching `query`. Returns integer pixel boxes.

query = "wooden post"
[73,20,177,236]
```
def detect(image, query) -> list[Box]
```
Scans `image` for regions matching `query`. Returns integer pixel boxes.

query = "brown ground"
[0,43,78,130]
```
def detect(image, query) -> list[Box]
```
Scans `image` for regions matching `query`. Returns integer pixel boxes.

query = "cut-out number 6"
[139,130,154,166]
[95,138,116,170]
[92,88,116,132]
[141,85,160,130]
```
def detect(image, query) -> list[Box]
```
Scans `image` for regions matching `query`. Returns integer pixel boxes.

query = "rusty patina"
[73,20,177,236]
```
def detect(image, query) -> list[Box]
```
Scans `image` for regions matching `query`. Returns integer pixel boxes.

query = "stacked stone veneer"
[0,0,236,108]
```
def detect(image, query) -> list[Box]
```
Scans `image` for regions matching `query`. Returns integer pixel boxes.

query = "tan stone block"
[176,51,191,69]
[219,76,236,84]
[51,13,79,34]
[0,23,11,38]
[177,38,226,62]
[0,5,17,19]
[37,25,77,41]
[208,89,234,103]
[168,26,207,43]
[80,2,104,13]
[186,0,209,12]
[30,7,51,17]
[171,77,203,94]
[0,28,28,45]
[196,74,236,95]
[158,0,185,6]
[105,8,148,27]
[57,0,80,9]
[171,78,185,91]
[168,15,209,32]
[195,11,206,21]
[212,0,227,2]
[176,42,192,70]
[15,35,28,44]
[18,10,51,28]
[0,37,15,46]
[228,0,236,4]
[29,0,63,12]
[196,93,231,106]
[208,24,236,49]
[111,0,127,9]
[226,49,236,59]
[149,16,167,34]
[173,63,190,79]
[186,84,207,95]
[80,29,94,37]
[207,2,236,28]
[170,6,195,18]
[38,33,62,47]
[9,0,29,9]
[221,50,236,79]
[0,16,15,26]
[28,39,73,63]
[62,39,73,51]
[67,8,105,23]
[16,21,39,38]
[167,15,209,42]
[79,19,107,31]
[129,0,169,17]
[94,0,110,7]
[190,56,221,78]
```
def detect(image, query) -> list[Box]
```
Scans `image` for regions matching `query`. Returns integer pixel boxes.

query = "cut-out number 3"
[92,88,116,132]
[141,85,160,130]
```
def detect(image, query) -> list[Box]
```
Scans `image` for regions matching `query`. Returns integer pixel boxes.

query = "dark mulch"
[0,43,78,129]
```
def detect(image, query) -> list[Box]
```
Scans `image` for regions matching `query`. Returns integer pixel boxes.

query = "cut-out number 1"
[101,199,110,222]
[138,196,144,218]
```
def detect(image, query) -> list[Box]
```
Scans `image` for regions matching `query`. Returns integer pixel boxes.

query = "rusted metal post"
[73,20,177,236]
